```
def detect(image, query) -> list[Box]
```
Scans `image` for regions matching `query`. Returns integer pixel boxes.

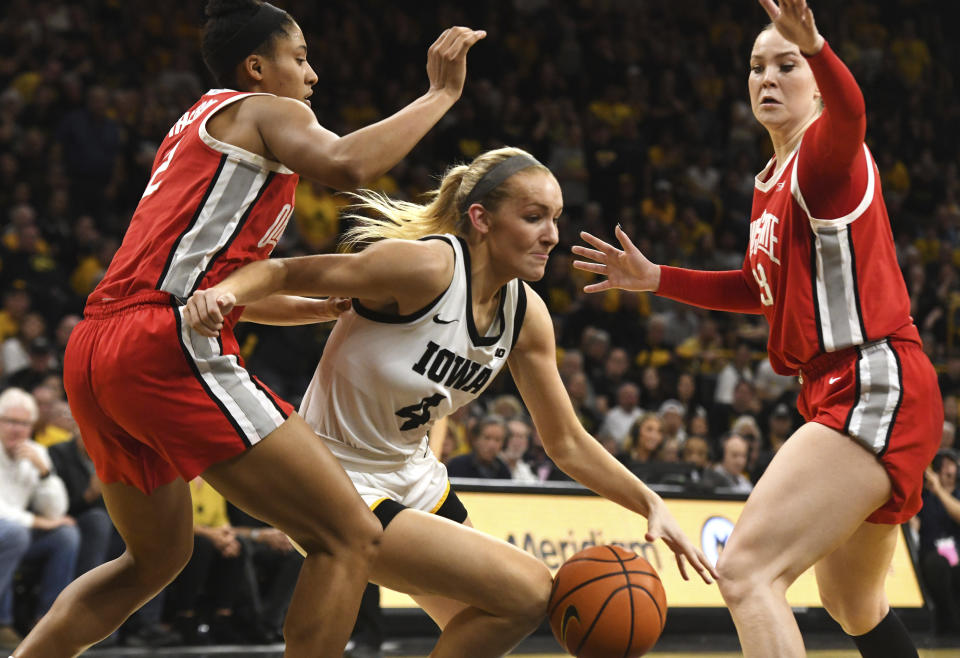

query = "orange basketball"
[548,545,667,658]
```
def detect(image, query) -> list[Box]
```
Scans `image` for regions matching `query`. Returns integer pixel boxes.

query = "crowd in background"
[0,0,959,647]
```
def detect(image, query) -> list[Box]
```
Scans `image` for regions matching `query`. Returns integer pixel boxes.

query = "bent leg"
[814,521,898,634]
[16,478,194,658]
[201,414,382,658]
[370,511,551,658]
[816,522,918,657]
[716,422,892,658]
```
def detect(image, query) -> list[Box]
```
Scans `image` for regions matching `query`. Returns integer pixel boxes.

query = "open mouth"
[760,96,780,106]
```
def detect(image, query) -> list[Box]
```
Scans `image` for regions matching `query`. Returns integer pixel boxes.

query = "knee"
[51,523,82,553]
[715,548,782,608]
[516,562,552,628]
[297,506,383,567]
[127,533,193,589]
[715,549,754,607]
[499,560,552,631]
[0,523,31,557]
[818,582,886,635]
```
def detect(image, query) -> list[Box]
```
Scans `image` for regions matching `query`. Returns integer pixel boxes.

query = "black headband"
[458,154,543,215]
[209,2,290,79]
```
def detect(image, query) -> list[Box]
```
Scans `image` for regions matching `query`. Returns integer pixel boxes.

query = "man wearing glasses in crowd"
[0,388,78,651]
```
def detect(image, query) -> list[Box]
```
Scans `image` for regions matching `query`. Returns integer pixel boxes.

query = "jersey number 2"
[141,141,181,199]
[752,263,774,306]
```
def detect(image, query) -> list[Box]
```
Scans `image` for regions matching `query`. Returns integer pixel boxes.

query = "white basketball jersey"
[299,235,528,470]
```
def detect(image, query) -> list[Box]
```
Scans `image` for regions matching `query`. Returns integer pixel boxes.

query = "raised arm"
[255,27,485,189]
[184,239,453,337]
[572,226,762,314]
[760,0,866,201]
[509,285,717,584]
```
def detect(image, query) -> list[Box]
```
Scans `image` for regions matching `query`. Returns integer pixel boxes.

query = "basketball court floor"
[81,632,960,657]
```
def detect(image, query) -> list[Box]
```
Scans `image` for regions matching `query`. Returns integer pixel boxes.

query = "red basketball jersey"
[744,142,919,375]
[89,89,299,324]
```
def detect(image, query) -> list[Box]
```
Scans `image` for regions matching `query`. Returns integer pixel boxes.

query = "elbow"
[543,435,577,471]
[338,160,367,191]
[325,153,368,191]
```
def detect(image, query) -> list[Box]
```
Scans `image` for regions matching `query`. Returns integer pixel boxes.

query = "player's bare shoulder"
[365,238,455,291]
[206,95,315,161]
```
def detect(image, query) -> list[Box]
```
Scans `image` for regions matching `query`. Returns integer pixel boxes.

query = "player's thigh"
[370,511,551,620]
[100,478,194,580]
[408,516,476,628]
[814,521,898,631]
[719,421,891,588]
[202,413,380,554]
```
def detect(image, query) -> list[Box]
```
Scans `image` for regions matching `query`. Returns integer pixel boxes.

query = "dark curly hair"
[201,0,295,88]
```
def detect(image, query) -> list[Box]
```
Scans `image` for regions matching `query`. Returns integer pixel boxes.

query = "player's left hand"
[758,0,824,55]
[645,497,718,584]
[184,287,236,337]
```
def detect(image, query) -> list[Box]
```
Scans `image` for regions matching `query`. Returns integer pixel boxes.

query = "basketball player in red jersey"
[573,1,939,656]
[13,2,484,656]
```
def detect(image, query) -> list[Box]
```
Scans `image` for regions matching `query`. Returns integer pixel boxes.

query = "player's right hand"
[572,225,661,293]
[184,287,236,337]
[426,26,486,100]
[645,497,718,585]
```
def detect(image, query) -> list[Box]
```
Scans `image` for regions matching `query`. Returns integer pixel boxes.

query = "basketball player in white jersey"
[185,147,718,657]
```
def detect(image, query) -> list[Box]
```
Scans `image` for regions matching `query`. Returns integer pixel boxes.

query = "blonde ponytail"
[340,146,549,251]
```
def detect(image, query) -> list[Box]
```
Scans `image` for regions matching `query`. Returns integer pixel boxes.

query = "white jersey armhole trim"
[754,144,800,193]
[199,91,295,175]
[793,143,875,230]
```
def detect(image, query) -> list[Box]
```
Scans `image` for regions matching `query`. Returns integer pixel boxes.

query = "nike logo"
[432,314,458,324]
[829,376,842,384]
[560,604,580,645]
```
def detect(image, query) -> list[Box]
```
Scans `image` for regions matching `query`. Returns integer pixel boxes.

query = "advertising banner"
[380,490,923,609]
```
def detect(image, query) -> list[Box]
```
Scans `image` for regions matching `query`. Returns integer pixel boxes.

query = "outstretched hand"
[571,225,661,293]
[426,26,487,100]
[646,497,718,584]
[183,288,236,338]
[758,0,824,55]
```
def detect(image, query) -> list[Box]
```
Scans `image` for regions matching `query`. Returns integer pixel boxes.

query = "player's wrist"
[800,35,825,57]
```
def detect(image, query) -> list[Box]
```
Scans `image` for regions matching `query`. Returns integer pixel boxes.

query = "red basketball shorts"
[797,338,942,524]
[64,291,294,494]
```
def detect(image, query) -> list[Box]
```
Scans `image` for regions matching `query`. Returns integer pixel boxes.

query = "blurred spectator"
[227,504,301,644]
[170,478,246,645]
[658,399,687,444]
[0,290,30,344]
[944,421,957,452]
[5,337,57,391]
[751,402,794,483]
[55,85,121,214]
[597,382,643,451]
[638,366,665,411]
[914,452,960,635]
[622,413,664,466]
[31,386,71,448]
[47,435,115,577]
[593,347,632,403]
[501,418,538,483]
[710,433,753,494]
[710,379,760,440]
[0,387,77,646]
[446,415,511,480]
[714,341,755,405]
[0,312,46,377]
[564,370,601,434]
